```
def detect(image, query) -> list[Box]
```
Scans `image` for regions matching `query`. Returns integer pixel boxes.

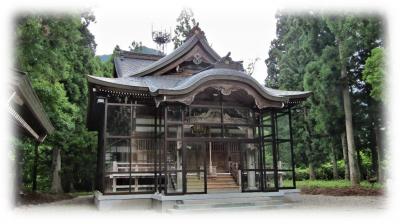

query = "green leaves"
[172,8,198,49]
[15,13,107,191]
[266,12,384,176]
[362,47,384,101]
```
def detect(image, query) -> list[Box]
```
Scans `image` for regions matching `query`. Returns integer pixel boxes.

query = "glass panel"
[190,107,221,123]
[104,138,130,193]
[225,126,257,138]
[167,106,182,122]
[262,113,272,125]
[130,174,155,192]
[277,112,290,140]
[106,105,131,136]
[165,141,182,171]
[184,124,222,137]
[135,106,155,125]
[166,171,183,193]
[279,171,294,188]
[263,142,274,169]
[264,170,277,190]
[133,125,154,138]
[185,142,206,193]
[223,108,254,124]
[186,172,205,193]
[105,138,130,173]
[241,170,262,191]
[241,143,261,170]
[130,138,155,170]
[277,142,293,170]
[103,175,130,193]
[167,125,182,139]
[185,143,205,170]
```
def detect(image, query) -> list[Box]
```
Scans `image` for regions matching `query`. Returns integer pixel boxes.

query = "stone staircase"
[207,173,240,193]
[186,173,240,193]
[166,194,291,213]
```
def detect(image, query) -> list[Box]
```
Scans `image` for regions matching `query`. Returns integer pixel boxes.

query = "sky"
[88,1,280,84]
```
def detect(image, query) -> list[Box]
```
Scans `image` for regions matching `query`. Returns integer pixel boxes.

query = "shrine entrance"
[206,142,241,193]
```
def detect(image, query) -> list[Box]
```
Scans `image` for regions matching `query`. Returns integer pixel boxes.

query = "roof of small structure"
[114,51,163,78]
[9,70,55,141]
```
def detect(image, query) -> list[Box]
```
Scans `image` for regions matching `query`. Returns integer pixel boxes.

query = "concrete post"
[247,127,257,190]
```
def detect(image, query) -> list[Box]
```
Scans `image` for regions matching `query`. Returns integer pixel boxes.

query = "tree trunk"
[374,124,384,182]
[50,148,63,193]
[331,140,339,179]
[309,163,316,180]
[32,142,40,192]
[341,132,350,180]
[338,38,360,186]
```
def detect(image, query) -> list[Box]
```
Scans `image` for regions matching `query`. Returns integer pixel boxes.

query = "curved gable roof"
[125,32,221,77]
[88,68,311,107]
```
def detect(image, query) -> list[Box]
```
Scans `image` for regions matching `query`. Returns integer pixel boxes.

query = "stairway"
[186,173,240,193]
[166,194,291,213]
[207,173,240,193]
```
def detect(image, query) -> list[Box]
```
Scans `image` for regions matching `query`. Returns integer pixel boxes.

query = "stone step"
[167,200,291,213]
[180,196,284,205]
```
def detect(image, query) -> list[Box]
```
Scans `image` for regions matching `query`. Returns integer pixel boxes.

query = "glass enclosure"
[99,95,295,194]
[103,103,159,194]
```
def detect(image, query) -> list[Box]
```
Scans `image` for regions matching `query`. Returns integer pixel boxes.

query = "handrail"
[229,161,241,185]
[167,173,176,190]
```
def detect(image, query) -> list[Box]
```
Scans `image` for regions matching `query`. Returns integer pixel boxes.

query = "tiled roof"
[113,30,220,78]
[114,51,163,78]
[88,68,311,102]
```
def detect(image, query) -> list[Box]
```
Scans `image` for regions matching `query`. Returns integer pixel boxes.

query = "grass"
[294,179,384,190]
[69,191,94,197]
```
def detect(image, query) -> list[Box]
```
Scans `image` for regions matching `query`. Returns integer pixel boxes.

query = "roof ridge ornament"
[185,23,206,41]
[213,52,244,71]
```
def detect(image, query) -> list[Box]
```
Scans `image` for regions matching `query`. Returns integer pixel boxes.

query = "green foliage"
[15,12,110,192]
[129,41,143,52]
[362,47,384,101]
[266,12,385,181]
[296,179,383,189]
[172,8,198,49]
[296,161,346,180]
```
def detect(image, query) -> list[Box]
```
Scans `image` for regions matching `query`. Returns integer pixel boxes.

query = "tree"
[266,12,384,183]
[362,47,384,101]
[245,58,260,76]
[15,12,107,192]
[172,8,198,49]
[129,41,143,52]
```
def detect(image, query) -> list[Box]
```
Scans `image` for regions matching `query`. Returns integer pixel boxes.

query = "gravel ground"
[13,194,387,213]
[291,194,387,211]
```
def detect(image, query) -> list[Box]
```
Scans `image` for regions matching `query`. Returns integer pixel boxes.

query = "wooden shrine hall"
[87,26,311,198]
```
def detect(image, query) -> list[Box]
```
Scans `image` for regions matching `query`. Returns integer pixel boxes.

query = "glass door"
[261,111,278,191]
[240,141,262,192]
[184,142,207,193]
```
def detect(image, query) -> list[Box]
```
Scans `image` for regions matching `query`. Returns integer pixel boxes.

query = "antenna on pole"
[152,25,171,56]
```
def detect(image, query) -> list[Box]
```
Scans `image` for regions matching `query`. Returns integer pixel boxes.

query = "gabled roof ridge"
[117,50,164,61]
[128,28,221,77]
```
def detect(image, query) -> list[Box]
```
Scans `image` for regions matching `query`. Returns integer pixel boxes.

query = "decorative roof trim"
[10,70,55,135]
[88,68,312,107]
[129,32,221,77]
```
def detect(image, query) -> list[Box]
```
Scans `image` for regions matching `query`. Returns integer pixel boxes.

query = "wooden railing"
[229,161,241,189]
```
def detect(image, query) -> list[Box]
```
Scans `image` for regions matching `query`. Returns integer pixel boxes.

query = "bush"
[296,160,346,180]
[296,167,309,180]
